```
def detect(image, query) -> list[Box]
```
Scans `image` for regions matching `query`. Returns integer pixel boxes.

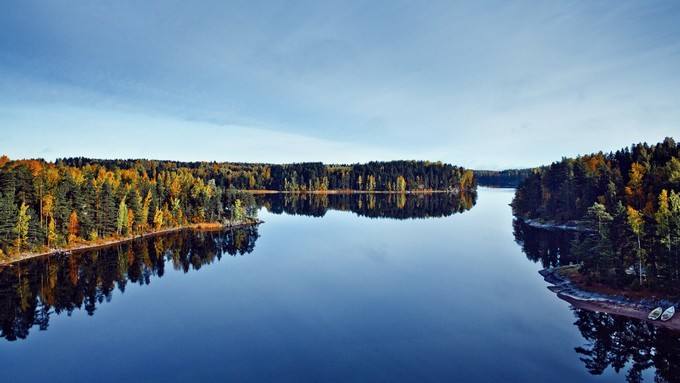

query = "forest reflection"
[514,219,680,382]
[512,219,578,268]
[0,227,259,342]
[254,192,476,219]
[573,309,680,383]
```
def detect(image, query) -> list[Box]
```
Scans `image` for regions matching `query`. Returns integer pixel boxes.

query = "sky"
[1,1,679,169]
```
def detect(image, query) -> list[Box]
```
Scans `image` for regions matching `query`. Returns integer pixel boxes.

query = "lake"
[1,188,678,382]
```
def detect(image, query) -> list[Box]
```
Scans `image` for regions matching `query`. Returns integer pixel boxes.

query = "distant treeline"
[512,138,680,290]
[0,156,474,257]
[474,169,533,188]
[58,158,475,192]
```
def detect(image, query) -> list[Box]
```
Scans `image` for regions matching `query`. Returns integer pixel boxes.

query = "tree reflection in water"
[513,218,680,382]
[573,308,680,383]
[512,218,577,268]
[0,226,259,342]
[255,192,476,219]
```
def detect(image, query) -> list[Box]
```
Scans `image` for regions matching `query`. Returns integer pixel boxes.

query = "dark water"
[1,188,678,382]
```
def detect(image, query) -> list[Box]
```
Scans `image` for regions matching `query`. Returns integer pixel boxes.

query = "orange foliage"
[68,211,79,244]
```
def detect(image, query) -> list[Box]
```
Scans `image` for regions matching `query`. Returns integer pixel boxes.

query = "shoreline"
[0,219,263,267]
[517,216,592,232]
[540,265,680,331]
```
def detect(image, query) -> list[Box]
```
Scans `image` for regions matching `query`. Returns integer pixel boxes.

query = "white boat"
[661,306,675,322]
[648,307,663,320]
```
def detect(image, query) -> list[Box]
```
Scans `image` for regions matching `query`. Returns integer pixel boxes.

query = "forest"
[0,156,474,258]
[512,137,680,290]
[58,158,475,192]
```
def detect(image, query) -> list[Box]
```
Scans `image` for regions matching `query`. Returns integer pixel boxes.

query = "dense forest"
[474,169,533,188]
[0,155,258,258]
[0,227,259,341]
[512,138,680,290]
[58,158,475,192]
[0,156,474,258]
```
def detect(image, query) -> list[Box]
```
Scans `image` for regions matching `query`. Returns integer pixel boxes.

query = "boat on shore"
[540,266,680,331]
[649,307,663,320]
[661,306,676,322]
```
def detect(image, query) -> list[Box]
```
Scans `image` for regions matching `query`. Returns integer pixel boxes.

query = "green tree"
[47,216,57,248]
[130,189,143,233]
[140,190,152,232]
[588,202,613,238]
[627,206,646,285]
[669,191,680,279]
[14,202,30,252]
[655,190,672,277]
[117,196,129,235]
[232,199,245,222]
[576,203,614,281]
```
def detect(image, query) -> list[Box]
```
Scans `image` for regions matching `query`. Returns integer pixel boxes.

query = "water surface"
[1,189,676,382]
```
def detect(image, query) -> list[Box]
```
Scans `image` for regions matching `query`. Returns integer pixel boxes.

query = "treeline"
[0,156,473,257]
[0,155,257,257]
[0,227,259,341]
[474,169,533,188]
[58,158,475,192]
[512,138,680,289]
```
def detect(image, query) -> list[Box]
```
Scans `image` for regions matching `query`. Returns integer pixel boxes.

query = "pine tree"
[99,181,116,237]
[669,191,680,279]
[129,189,142,233]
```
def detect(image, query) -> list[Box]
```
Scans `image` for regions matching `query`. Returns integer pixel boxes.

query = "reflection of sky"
[0,188,635,381]
[2,1,679,168]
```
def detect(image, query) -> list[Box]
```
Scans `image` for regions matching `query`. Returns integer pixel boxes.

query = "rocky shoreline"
[540,265,680,331]
[519,217,593,232]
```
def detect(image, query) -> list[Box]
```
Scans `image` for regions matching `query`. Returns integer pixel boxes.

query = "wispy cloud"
[1,0,679,168]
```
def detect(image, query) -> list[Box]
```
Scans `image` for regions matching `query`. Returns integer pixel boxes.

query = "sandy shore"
[541,265,680,331]
[0,219,263,267]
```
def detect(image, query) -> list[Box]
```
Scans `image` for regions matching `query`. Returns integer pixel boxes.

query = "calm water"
[1,188,678,382]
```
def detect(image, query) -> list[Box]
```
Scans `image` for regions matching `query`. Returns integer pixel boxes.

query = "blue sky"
[1,1,679,169]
